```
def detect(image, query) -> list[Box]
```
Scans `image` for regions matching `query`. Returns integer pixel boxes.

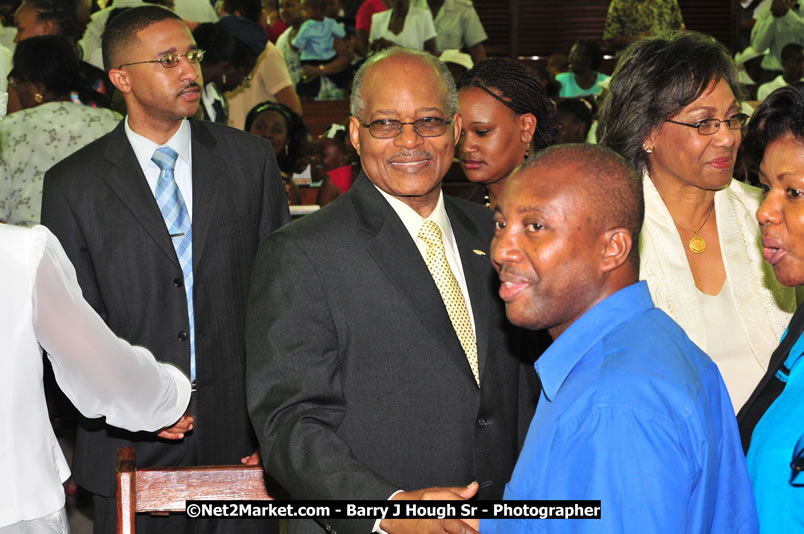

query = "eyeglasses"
[664,113,749,136]
[117,50,206,70]
[359,117,452,139]
[792,433,804,486]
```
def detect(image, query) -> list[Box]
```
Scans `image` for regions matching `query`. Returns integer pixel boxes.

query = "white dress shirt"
[124,116,194,219]
[377,186,476,335]
[0,224,190,529]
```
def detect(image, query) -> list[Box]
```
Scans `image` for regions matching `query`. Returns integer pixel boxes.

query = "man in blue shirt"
[482,144,758,533]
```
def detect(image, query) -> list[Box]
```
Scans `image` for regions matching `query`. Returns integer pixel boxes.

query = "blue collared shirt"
[480,281,757,534]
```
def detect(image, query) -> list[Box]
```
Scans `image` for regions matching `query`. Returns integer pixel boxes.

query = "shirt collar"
[375,185,452,243]
[124,117,192,170]
[535,281,654,402]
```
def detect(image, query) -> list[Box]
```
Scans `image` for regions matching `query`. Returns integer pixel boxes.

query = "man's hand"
[379,482,480,534]
[156,414,193,440]
[241,450,261,466]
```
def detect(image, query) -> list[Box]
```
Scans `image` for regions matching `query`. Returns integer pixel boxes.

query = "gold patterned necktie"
[418,220,480,386]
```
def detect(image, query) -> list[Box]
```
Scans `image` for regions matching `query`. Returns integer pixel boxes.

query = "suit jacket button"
[476,417,487,427]
[178,331,188,341]
[173,278,183,287]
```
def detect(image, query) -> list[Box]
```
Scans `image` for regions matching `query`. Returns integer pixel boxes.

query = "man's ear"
[42,19,56,35]
[600,227,632,273]
[348,115,361,156]
[452,112,463,145]
[108,68,132,94]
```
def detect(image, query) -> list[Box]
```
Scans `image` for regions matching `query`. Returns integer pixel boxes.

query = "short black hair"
[742,83,804,181]
[245,101,308,174]
[193,21,257,71]
[598,31,743,177]
[574,39,603,71]
[101,5,181,72]
[22,0,80,42]
[522,143,644,272]
[458,58,559,153]
[556,98,594,135]
[304,0,327,13]
[221,0,261,21]
[10,34,78,95]
[781,42,804,62]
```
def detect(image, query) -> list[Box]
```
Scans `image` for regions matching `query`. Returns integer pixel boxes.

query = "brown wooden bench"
[116,447,284,533]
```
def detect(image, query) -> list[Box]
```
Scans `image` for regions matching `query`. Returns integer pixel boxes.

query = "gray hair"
[350,47,459,119]
[598,31,743,177]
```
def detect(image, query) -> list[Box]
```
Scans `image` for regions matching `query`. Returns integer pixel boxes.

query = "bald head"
[522,143,643,272]
[350,46,458,119]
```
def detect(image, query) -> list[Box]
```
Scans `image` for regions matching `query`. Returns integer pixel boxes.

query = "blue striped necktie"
[152,146,195,382]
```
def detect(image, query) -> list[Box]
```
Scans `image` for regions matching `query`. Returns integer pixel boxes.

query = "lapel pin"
[473,249,486,256]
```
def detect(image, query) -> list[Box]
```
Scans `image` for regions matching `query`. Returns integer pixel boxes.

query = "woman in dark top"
[456,58,558,209]
[738,82,804,531]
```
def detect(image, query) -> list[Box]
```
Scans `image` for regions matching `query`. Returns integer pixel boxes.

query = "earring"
[222,73,227,85]
[524,145,530,160]
[284,144,289,156]
[643,145,653,154]
[34,93,44,103]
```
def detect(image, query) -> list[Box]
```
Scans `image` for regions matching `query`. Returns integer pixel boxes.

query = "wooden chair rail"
[116,447,281,534]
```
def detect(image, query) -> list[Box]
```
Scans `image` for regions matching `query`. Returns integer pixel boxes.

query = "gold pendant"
[689,235,706,254]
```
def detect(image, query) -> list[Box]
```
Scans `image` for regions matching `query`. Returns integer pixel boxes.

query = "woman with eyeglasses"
[456,58,558,209]
[598,31,797,412]
[738,83,804,531]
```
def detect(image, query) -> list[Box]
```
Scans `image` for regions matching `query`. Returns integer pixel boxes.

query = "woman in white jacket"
[599,32,797,413]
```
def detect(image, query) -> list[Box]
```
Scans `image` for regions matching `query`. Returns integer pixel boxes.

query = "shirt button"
[178,331,188,341]
[173,278,183,287]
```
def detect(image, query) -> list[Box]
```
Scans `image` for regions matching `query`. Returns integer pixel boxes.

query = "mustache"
[388,151,433,160]
[178,82,201,95]
[497,264,535,282]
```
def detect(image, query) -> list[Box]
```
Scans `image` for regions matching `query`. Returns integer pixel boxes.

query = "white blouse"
[369,7,437,51]
[0,224,191,529]
[640,175,797,412]
[697,281,762,412]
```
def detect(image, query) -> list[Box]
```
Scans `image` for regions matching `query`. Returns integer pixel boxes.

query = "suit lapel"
[188,121,222,270]
[446,197,492,383]
[101,123,179,266]
[352,176,481,385]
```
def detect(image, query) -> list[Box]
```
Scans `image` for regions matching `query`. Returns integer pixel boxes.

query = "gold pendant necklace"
[673,206,714,254]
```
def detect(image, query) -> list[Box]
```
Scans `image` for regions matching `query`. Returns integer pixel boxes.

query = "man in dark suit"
[247,47,536,534]
[40,6,289,533]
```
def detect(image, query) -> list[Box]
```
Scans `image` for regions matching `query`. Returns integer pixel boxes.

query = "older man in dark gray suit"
[40,6,289,533]
[246,47,538,534]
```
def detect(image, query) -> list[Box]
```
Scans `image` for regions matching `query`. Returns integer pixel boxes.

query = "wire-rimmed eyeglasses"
[117,50,206,70]
[664,113,749,136]
[359,117,452,139]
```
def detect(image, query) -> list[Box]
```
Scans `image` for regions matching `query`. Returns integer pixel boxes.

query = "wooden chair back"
[116,447,278,533]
